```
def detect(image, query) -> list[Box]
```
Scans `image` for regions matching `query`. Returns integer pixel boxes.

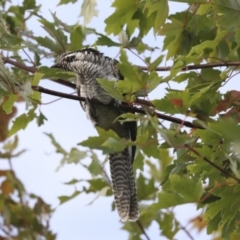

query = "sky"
[2,0,238,239]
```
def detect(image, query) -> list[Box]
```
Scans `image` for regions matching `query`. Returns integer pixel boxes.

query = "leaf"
[80,128,127,154]
[2,94,17,114]
[1,179,14,196]
[95,35,120,47]
[2,135,18,152]
[23,0,36,9]
[31,72,44,101]
[169,0,207,2]
[80,0,98,27]
[35,36,61,53]
[38,66,75,80]
[38,18,67,52]
[156,212,179,239]
[70,25,84,50]
[144,0,169,33]
[64,179,82,185]
[156,174,203,209]
[136,174,157,201]
[87,186,110,205]
[105,0,139,35]
[37,111,48,126]
[118,30,128,46]
[45,133,67,155]
[58,191,81,204]
[8,108,36,137]
[97,78,124,101]
[214,0,240,29]
[87,152,102,176]
[85,178,110,194]
[58,0,77,5]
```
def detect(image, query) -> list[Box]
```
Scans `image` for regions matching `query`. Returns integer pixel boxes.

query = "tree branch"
[2,56,36,73]
[2,56,76,89]
[3,55,240,78]
[136,220,151,240]
[138,61,240,71]
[32,86,205,129]
[3,55,240,94]
[185,144,240,183]
[177,220,195,240]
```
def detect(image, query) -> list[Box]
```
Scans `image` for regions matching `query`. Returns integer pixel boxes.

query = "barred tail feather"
[109,149,139,222]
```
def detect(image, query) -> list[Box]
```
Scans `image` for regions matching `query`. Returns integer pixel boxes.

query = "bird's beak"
[50,63,62,69]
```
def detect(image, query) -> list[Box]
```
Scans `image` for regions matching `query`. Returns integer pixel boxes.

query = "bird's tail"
[109,149,139,222]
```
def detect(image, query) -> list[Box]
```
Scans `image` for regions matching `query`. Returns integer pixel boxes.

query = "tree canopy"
[1,0,240,239]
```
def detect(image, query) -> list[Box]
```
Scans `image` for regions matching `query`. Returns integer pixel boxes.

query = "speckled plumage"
[51,48,139,222]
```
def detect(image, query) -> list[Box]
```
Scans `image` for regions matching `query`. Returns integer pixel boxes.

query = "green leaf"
[37,112,48,126]
[32,72,44,86]
[80,128,127,154]
[45,133,67,155]
[85,178,110,194]
[87,152,102,176]
[144,0,168,33]
[156,174,203,209]
[31,72,44,101]
[64,179,82,185]
[23,0,36,9]
[105,0,139,35]
[38,18,67,52]
[9,108,36,137]
[70,25,84,50]
[58,191,81,204]
[157,212,179,239]
[2,94,17,114]
[136,174,157,201]
[169,0,207,2]
[49,141,88,170]
[97,78,124,101]
[58,0,77,5]
[2,135,18,152]
[35,36,61,53]
[80,0,98,27]
[214,0,240,29]
[95,35,120,47]
[133,149,144,171]
[39,66,75,79]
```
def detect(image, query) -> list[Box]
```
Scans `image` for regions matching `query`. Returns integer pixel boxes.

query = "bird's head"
[51,48,105,73]
[51,51,78,71]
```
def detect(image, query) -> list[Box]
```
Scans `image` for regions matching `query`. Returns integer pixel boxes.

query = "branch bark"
[3,55,240,74]
[32,86,205,130]
[3,55,240,91]
[138,61,240,71]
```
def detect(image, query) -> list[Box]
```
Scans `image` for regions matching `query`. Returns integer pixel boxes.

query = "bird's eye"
[65,55,75,62]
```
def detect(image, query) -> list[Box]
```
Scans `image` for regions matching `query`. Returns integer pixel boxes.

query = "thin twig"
[185,144,240,182]
[178,221,195,240]
[136,220,151,240]
[2,56,36,73]
[32,85,205,130]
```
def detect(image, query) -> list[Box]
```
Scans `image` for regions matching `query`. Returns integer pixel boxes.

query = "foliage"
[1,0,240,239]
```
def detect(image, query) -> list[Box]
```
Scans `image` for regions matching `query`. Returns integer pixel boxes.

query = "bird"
[51,48,139,222]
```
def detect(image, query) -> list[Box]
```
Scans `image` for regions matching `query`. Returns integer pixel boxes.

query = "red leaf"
[170,98,183,107]
[215,90,240,114]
